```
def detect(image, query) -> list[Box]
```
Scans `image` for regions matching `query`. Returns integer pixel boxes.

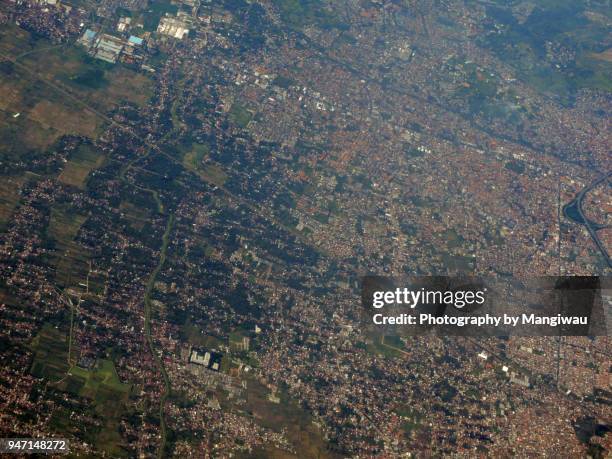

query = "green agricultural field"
[182,143,228,186]
[47,204,91,289]
[440,228,465,250]
[0,174,27,231]
[0,24,153,149]
[0,63,100,157]
[365,335,403,359]
[480,0,612,102]
[0,105,67,157]
[59,359,131,457]
[182,142,210,171]
[441,252,474,272]
[54,245,90,289]
[29,324,70,382]
[394,405,423,437]
[12,31,154,111]
[84,270,107,297]
[66,359,131,400]
[48,204,87,241]
[59,144,105,189]
[229,103,252,128]
[229,329,248,344]
[201,164,228,186]
[180,320,225,349]
[271,0,344,30]
[240,378,338,459]
[120,200,151,231]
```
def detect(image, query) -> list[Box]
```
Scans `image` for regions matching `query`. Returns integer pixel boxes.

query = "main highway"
[563,171,612,269]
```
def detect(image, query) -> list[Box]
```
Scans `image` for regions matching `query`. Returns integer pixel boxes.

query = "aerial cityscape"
[0,0,610,457]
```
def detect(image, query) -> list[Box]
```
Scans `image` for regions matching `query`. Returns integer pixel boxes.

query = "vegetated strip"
[143,214,175,458]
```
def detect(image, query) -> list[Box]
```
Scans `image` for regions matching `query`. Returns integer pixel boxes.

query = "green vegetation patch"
[189,241,214,259]
[383,335,405,349]
[394,405,423,437]
[454,63,500,114]
[182,143,227,185]
[180,320,224,348]
[0,174,27,231]
[313,212,329,224]
[229,329,248,344]
[0,109,62,158]
[405,147,425,158]
[504,159,526,174]
[441,252,474,273]
[0,50,101,155]
[8,37,154,110]
[47,204,91,289]
[229,103,253,128]
[229,328,252,354]
[48,204,87,242]
[272,74,296,88]
[142,0,178,31]
[480,2,612,100]
[440,228,465,250]
[242,378,334,457]
[365,335,403,359]
[59,143,105,189]
[182,142,210,170]
[54,245,90,289]
[201,164,228,186]
[30,324,70,382]
[70,67,108,90]
[120,200,151,231]
[272,0,345,30]
[61,359,131,457]
[67,359,131,400]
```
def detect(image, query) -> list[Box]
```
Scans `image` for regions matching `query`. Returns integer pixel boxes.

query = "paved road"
[564,171,612,269]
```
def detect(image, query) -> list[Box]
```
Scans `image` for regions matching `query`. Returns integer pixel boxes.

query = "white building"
[157,16,191,39]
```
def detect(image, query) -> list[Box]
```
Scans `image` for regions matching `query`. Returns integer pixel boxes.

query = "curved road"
[563,171,612,269]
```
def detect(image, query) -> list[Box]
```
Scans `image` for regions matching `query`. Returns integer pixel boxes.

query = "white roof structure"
[157,16,190,39]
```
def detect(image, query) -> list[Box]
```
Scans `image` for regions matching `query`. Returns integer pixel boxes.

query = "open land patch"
[47,204,91,289]
[29,100,98,138]
[240,378,338,459]
[30,324,131,457]
[58,143,105,188]
[0,174,27,230]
